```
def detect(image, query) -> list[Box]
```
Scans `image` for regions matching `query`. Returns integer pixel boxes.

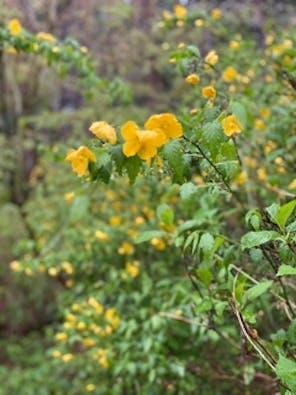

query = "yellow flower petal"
[144,113,183,141]
[221,115,242,137]
[89,121,117,144]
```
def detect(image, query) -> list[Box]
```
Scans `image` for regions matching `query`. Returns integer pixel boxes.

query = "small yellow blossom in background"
[260,107,270,119]
[88,297,104,314]
[185,73,200,85]
[80,46,88,53]
[86,384,96,392]
[144,113,183,142]
[65,279,74,288]
[8,19,22,35]
[118,241,134,255]
[83,338,96,347]
[211,8,222,19]
[125,261,140,278]
[95,230,110,241]
[89,121,117,145]
[6,46,17,55]
[194,19,204,27]
[61,353,74,363]
[202,86,216,100]
[174,4,187,19]
[235,171,248,185]
[162,10,172,20]
[288,179,296,190]
[190,108,199,115]
[135,216,145,225]
[66,313,76,323]
[10,260,22,272]
[64,191,75,203]
[257,168,267,181]
[61,261,74,275]
[221,114,243,137]
[51,350,61,358]
[178,42,185,49]
[176,20,184,28]
[109,216,121,226]
[244,156,257,168]
[71,303,82,313]
[51,46,60,53]
[150,237,166,251]
[274,157,284,166]
[65,146,96,177]
[55,332,68,342]
[204,50,218,67]
[222,66,238,83]
[48,267,58,277]
[162,42,170,50]
[169,57,176,64]
[36,32,55,42]
[76,321,87,331]
[105,308,120,329]
[229,40,240,50]
[99,356,109,369]
[228,85,236,94]
[121,121,165,162]
[265,35,274,46]
[254,119,265,130]
[264,140,276,154]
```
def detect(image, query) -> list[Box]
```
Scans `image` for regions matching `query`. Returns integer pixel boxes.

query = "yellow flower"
[194,19,204,27]
[211,8,222,19]
[64,191,75,203]
[105,308,120,329]
[6,46,17,55]
[222,66,238,83]
[109,216,121,226]
[176,20,184,28]
[61,353,74,363]
[150,237,166,251]
[185,73,200,85]
[235,171,248,185]
[118,241,134,255]
[95,230,110,241]
[48,267,58,277]
[76,321,87,331]
[202,86,216,100]
[162,10,172,20]
[80,46,88,53]
[51,350,61,358]
[229,40,240,50]
[65,146,96,177]
[10,260,22,272]
[254,119,265,130]
[89,121,117,145]
[86,384,96,392]
[88,297,104,313]
[61,261,74,275]
[8,19,22,35]
[288,179,296,190]
[99,356,109,369]
[55,332,67,342]
[264,140,276,154]
[144,113,183,143]
[204,50,218,67]
[257,168,267,181]
[121,121,165,162]
[134,216,145,225]
[174,5,187,19]
[260,107,270,119]
[36,32,55,42]
[125,261,140,278]
[221,115,242,137]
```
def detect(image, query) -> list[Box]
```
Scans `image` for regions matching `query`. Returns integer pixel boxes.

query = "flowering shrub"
[2,3,296,395]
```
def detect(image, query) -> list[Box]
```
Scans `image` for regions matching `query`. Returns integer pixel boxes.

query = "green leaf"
[162,140,184,183]
[230,101,247,126]
[180,182,198,201]
[275,199,296,230]
[241,231,281,250]
[125,155,142,184]
[199,233,215,254]
[245,280,273,301]
[69,196,90,222]
[277,265,296,277]
[156,203,174,226]
[135,230,166,244]
[276,355,296,392]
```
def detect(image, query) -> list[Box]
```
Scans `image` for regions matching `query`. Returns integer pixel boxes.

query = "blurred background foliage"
[0,0,295,394]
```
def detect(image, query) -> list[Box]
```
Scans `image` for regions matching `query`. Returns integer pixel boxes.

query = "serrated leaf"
[276,355,296,392]
[275,199,296,230]
[230,101,247,126]
[241,231,281,250]
[199,233,214,254]
[156,203,174,226]
[245,280,273,301]
[162,140,184,183]
[277,265,296,277]
[125,155,142,184]
[180,182,198,201]
[135,230,166,244]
